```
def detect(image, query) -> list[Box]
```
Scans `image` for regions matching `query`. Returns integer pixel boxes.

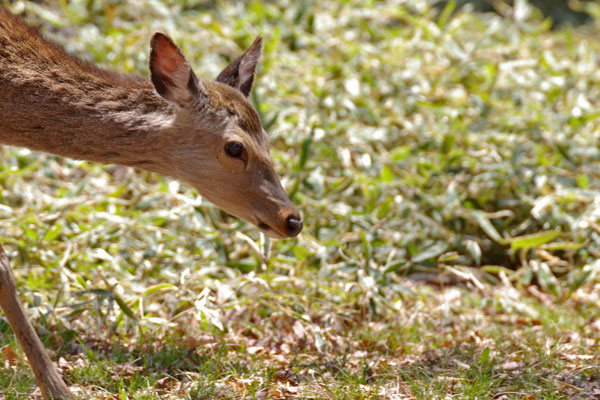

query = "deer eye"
[225,141,244,158]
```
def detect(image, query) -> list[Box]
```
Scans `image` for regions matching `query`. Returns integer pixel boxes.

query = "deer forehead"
[203,81,267,145]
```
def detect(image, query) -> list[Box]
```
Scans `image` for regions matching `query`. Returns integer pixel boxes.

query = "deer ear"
[149,32,202,106]
[216,36,262,97]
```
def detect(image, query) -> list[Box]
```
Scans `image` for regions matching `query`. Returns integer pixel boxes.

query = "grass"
[1,0,600,398]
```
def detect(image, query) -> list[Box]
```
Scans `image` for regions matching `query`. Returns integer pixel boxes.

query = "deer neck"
[0,6,179,172]
[0,67,178,173]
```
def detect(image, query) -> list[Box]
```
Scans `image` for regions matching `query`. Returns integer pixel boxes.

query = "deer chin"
[214,205,288,238]
[255,218,287,239]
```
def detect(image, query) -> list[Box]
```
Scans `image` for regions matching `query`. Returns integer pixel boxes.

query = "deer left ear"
[216,36,263,97]
[149,32,203,106]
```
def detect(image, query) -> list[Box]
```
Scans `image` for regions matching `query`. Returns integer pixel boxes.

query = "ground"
[1,0,600,398]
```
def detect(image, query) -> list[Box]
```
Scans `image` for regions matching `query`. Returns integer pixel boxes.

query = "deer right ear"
[149,33,203,106]
[216,36,263,97]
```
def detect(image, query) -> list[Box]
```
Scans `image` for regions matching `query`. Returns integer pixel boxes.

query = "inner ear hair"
[149,32,201,105]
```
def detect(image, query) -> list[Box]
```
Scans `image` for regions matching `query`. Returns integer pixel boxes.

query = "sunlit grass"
[1,0,600,398]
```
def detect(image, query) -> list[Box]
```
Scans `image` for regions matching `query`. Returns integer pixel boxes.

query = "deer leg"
[0,245,72,400]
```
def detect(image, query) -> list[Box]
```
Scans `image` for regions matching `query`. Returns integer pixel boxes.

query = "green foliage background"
[1,0,600,398]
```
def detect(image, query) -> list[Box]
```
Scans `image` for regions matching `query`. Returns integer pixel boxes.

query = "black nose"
[286,216,303,237]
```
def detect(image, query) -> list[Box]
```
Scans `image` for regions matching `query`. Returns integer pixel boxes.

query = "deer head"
[148,33,302,238]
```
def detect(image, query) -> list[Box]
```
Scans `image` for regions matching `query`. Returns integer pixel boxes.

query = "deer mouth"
[255,218,286,239]
[257,221,271,231]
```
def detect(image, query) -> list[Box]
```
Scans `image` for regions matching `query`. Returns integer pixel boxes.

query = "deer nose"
[286,215,303,237]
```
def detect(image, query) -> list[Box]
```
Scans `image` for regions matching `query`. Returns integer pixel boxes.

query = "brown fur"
[205,81,264,141]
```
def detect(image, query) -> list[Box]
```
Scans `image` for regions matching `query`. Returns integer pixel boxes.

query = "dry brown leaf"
[1,345,18,365]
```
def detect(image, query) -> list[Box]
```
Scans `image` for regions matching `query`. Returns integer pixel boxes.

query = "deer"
[0,5,302,399]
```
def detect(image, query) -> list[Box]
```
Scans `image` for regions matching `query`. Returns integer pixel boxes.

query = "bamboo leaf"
[510,231,560,252]
[114,294,137,320]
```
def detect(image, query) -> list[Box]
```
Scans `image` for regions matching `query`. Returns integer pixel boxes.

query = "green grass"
[1,0,600,398]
